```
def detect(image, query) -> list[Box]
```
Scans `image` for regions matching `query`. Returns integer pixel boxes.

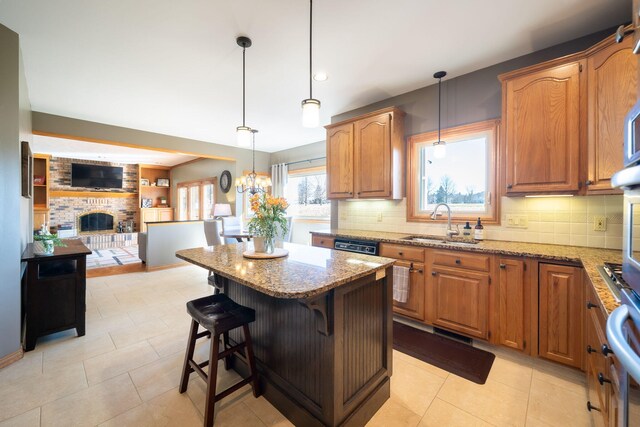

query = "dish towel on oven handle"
[393,265,410,303]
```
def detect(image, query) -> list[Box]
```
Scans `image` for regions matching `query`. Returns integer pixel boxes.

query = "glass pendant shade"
[236,126,252,147]
[433,141,447,159]
[302,99,320,128]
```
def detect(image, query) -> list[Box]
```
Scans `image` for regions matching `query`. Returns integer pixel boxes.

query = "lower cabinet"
[392,260,425,321]
[497,258,530,353]
[429,266,490,339]
[539,263,583,369]
[140,208,174,232]
[33,209,49,231]
[311,235,335,249]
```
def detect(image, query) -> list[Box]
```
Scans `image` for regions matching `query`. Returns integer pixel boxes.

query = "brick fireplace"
[77,210,116,233]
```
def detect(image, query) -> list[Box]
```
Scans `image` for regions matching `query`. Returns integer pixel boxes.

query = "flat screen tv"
[71,163,124,189]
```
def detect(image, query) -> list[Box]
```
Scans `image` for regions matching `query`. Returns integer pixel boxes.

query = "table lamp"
[212,203,232,219]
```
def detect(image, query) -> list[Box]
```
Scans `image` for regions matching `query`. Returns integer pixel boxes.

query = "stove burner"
[598,262,629,303]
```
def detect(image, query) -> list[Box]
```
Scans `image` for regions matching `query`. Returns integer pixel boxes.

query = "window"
[407,120,499,223]
[177,178,216,221]
[284,167,330,219]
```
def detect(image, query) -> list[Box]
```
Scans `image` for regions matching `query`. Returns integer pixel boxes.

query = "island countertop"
[176,242,396,299]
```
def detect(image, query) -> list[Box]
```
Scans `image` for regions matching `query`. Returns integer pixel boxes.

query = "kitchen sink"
[401,235,479,246]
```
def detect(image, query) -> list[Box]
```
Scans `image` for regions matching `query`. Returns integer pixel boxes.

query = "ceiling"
[0,0,630,153]
[31,135,200,166]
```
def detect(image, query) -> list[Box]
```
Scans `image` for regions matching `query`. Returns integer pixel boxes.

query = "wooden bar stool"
[179,294,260,426]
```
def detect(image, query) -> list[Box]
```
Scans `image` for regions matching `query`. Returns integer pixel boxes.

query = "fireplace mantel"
[50,191,137,198]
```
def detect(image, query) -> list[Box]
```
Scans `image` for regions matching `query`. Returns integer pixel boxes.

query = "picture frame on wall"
[21,140,32,198]
[140,178,150,186]
[141,198,152,208]
[156,178,169,187]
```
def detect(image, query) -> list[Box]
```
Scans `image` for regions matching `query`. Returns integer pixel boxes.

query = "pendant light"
[433,71,447,159]
[301,0,320,128]
[236,36,252,147]
[236,130,272,194]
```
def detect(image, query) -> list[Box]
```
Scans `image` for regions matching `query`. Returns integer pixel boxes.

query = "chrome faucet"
[430,203,460,238]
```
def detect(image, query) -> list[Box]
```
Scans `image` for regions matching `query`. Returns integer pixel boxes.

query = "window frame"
[285,166,331,222]
[406,119,500,224]
[176,177,217,221]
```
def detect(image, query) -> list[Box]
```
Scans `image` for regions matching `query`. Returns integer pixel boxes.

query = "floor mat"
[393,321,495,384]
[86,245,141,270]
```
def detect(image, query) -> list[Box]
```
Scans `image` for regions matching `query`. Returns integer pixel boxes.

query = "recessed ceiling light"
[313,72,328,81]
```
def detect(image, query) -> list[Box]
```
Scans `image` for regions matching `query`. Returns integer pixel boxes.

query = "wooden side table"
[21,239,92,351]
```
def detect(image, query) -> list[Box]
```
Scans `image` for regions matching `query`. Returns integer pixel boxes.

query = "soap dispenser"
[463,221,472,237]
[474,218,484,240]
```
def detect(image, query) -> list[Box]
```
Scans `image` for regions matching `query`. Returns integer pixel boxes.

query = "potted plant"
[247,193,289,254]
[33,232,67,255]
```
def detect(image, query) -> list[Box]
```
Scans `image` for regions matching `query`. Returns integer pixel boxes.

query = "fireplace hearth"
[78,211,115,233]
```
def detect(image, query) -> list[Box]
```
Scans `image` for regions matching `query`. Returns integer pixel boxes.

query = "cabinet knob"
[601,344,614,357]
[585,180,593,186]
[431,271,437,276]
[586,301,597,310]
[586,401,601,412]
[455,259,461,265]
[398,252,403,256]
[597,373,611,386]
[499,264,506,269]
[586,345,596,354]
[357,192,361,195]
[506,184,513,189]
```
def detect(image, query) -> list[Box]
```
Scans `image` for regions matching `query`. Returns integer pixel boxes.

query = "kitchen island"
[176,243,395,427]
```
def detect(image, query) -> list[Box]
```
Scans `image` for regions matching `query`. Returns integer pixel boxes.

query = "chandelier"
[236,129,272,194]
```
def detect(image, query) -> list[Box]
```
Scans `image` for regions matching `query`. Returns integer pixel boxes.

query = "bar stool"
[179,294,260,426]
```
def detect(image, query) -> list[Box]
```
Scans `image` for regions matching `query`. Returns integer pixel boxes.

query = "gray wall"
[270,140,326,172]
[31,113,270,217]
[0,23,31,360]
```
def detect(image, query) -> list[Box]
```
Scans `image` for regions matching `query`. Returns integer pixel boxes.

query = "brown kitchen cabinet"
[325,107,405,200]
[311,235,335,249]
[539,263,583,369]
[500,60,583,194]
[586,33,638,193]
[392,260,425,321]
[497,258,531,353]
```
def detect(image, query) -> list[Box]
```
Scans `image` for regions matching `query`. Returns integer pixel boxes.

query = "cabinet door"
[326,123,354,199]
[498,258,529,352]
[140,208,158,232]
[504,62,581,193]
[431,266,489,339]
[158,208,173,221]
[539,263,583,368]
[392,261,425,321]
[587,36,638,192]
[33,210,49,231]
[354,113,391,198]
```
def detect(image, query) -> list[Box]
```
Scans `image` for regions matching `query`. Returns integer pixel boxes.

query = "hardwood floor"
[0,265,590,426]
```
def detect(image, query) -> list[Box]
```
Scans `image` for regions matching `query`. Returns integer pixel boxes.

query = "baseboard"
[0,348,24,369]
[145,261,189,272]
[87,262,145,278]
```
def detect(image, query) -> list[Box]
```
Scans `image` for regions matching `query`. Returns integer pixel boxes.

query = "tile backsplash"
[338,195,624,250]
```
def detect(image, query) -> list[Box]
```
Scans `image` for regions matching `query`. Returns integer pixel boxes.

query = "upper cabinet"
[586,36,638,193]
[500,60,583,194]
[499,27,638,196]
[325,107,405,200]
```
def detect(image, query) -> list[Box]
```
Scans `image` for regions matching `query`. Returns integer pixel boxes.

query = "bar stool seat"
[179,294,260,426]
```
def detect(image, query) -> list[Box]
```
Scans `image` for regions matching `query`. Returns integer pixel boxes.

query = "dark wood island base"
[218,267,394,427]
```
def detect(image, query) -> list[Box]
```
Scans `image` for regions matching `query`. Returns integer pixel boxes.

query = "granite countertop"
[21,239,92,261]
[176,242,396,299]
[311,229,622,315]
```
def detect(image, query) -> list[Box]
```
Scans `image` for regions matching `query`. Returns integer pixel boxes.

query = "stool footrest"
[218,342,245,360]
[196,330,211,339]
[189,360,209,382]
[214,376,253,402]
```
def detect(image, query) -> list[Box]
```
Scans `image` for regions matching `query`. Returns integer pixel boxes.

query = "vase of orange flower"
[247,193,289,254]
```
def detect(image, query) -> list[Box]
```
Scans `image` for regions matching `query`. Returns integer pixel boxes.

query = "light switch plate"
[593,215,607,231]
[506,214,528,228]
[377,212,383,222]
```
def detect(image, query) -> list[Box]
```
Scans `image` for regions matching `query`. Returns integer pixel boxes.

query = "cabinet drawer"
[379,243,425,262]
[312,235,335,249]
[432,250,490,272]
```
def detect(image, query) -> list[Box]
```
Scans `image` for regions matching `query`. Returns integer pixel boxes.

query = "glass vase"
[264,235,275,254]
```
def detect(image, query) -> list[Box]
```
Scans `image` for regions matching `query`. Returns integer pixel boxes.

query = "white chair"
[222,217,242,245]
[204,220,223,246]
[283,217,293,243]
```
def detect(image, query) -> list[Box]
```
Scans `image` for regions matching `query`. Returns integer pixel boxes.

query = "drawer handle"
[586,301,597,310]
[499,264,506,269]
[409,267,423,273]
[586,345,596,354]
[506,184,513,189]
[585,180,593,186]
[398,252,403,256]
[597,373,611,386]
[601,344,614,357]
[587,401,601,412]
[431,271,437,276]
[455,259,461,265]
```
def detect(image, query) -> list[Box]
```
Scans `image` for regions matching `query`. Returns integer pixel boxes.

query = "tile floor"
[0,265,593,427]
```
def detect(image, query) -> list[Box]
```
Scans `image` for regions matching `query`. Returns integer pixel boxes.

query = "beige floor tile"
[148,328,190,358]
[98,387,202,427]
[129,352,184,401]
[0,362,87,422]
[85,312,136,336]
[41,373,141,427]
[184,363,252,416]
[209,400,267,427]
[43,333,115,372]
[0,408,40,427]
[532,358,586,395]
[526,376,591,427]
[85,306,102,321]
[393,350,449,379]
[366,396,422,427]
[244,396,293,426]
[160,310,193,330]
[419,398,493,427]
[83,340,159,385]
[0,351,42,385]
[437,375,529,427]
[487,355,533,393]
[390,356,446,417]
[109,319,170,349]
[127,303,182,325]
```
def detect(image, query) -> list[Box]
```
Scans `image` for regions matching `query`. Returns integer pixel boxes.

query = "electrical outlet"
[506,214,528,228]
[377,212,383,222]
[593,215,607,231]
